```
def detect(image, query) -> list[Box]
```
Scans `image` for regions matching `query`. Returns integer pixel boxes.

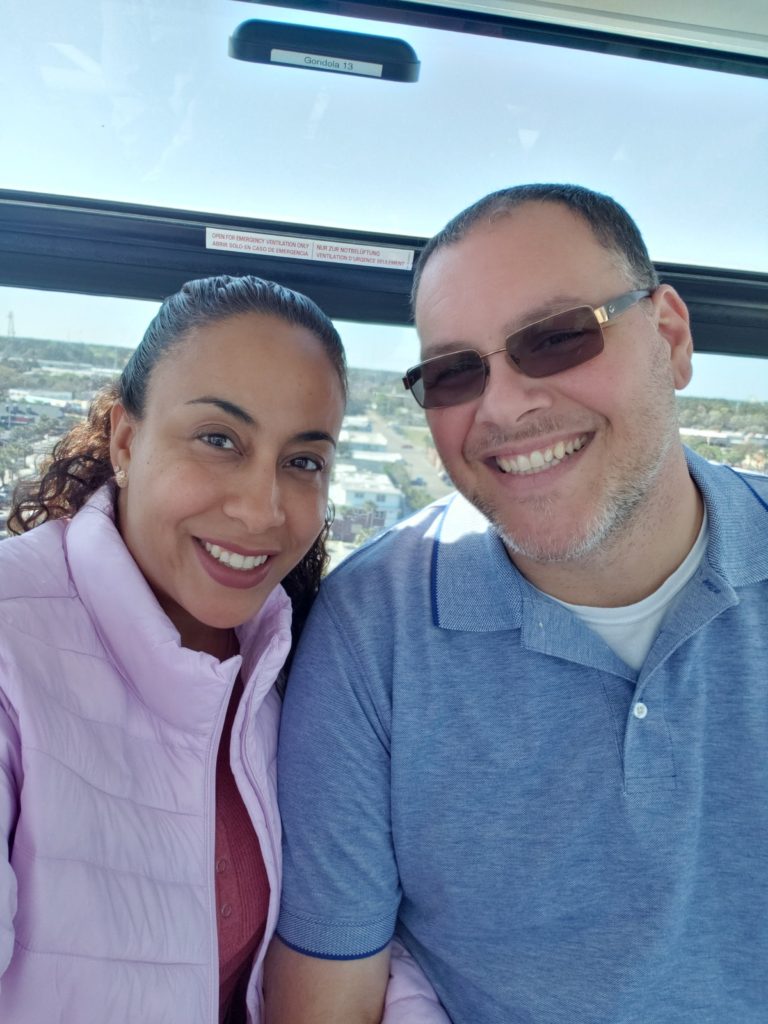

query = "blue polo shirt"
[277,451,768,1023]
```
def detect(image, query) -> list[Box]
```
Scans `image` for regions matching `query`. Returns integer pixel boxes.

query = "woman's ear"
[652,285,694,390]
[109,401,137,473]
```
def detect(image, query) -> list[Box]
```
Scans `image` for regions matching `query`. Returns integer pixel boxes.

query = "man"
[265,185,768,1022]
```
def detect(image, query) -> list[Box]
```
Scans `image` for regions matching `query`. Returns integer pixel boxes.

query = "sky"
[1,0,766,401]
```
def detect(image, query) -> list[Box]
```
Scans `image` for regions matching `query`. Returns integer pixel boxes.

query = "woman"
[0,275,346,1023]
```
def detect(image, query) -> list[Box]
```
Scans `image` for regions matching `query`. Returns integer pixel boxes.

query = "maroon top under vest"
[216,679,270,1023]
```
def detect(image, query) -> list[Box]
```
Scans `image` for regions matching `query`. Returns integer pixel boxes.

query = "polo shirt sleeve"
[276,584,400,959]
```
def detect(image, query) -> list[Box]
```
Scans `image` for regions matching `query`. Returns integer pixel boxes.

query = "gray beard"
[473,426,677,565]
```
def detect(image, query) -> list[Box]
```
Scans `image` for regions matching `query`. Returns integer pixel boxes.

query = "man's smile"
[494,434,589,475]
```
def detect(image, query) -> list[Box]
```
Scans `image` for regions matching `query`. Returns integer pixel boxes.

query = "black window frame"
[240,0,768,80]
[1,189,767,360]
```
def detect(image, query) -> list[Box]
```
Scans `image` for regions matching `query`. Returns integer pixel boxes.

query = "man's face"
[414,202,693,566]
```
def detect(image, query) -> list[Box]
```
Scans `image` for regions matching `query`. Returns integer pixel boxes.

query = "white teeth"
[495,435,588,476]
[203,541,268,571]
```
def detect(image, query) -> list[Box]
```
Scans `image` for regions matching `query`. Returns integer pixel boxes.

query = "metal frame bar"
[1,190,767,358]
[240,0,768,79]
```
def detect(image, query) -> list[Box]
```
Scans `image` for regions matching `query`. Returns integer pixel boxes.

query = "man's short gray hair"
[412,184,660,311]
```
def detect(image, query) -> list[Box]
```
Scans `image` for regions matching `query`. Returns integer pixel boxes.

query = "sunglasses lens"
[414,350,485,409]
[406,306,607,408]
[512,306,604,378]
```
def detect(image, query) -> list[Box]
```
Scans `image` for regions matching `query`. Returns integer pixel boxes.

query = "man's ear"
[652,284,694,390]
[109,401,137,471]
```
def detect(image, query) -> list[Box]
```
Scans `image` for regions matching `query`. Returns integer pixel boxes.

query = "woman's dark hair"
[8,274,347,642]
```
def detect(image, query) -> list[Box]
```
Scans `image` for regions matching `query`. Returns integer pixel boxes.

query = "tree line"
[0,335,131,372]
[677,396,768,435]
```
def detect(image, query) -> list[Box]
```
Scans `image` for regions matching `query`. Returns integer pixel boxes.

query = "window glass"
[2,288,766,550]
[0,288,158,536]
[2,0,767,270]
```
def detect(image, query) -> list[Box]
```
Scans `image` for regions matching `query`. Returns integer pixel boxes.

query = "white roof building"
[339,429,389,452]
[331,463,404,527]
[349,450,404,471]
[341,414,372,432]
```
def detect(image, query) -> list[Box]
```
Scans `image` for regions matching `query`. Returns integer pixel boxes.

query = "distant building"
[349,450,404,472]
[8,388,72,404]
[330,462,404,540]
[339,429,389,452]
[4,391,69,415]
[680,427,745,447]
[342,414,372,432]
[0,404,37,429]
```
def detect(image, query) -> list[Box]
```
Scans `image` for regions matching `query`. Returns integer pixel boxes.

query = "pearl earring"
[113,466,128,488]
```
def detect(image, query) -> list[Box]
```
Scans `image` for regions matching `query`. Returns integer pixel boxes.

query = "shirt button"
[221,903,232,919]
[633,702,648,720]
[216,858,228,874]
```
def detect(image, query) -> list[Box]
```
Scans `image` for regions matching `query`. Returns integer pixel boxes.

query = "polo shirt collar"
[432,449,768,632]
[686,448,768,587]
[431,494,524,632]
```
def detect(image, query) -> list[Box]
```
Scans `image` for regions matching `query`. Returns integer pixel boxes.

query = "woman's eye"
[199,432,237,451]
[289,454,324,472]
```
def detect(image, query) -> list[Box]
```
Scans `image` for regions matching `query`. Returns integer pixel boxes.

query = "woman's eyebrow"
[186,396,255,425]
[294,431,337,448]
[186,400,336,448]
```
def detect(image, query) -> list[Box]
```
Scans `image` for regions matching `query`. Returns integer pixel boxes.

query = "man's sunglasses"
[402,289,652,410]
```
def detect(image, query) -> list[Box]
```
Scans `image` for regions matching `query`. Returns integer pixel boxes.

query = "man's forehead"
[432,204,598,270]
[417,208,598,299]
[428,211,599,298]
[416,291,595,360]
[417,211,609,332]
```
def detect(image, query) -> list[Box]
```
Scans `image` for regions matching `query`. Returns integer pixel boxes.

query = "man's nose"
[474,349,555,425]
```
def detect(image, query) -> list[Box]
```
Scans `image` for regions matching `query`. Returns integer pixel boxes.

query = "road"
[368,409,453,502]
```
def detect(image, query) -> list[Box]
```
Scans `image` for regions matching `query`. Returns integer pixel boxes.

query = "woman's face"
[110,312,345,650]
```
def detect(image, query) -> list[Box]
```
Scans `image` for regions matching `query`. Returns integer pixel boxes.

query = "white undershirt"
[552,512,708,671]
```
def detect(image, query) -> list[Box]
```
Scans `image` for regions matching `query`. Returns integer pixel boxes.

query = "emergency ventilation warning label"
[205,228,414,271]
